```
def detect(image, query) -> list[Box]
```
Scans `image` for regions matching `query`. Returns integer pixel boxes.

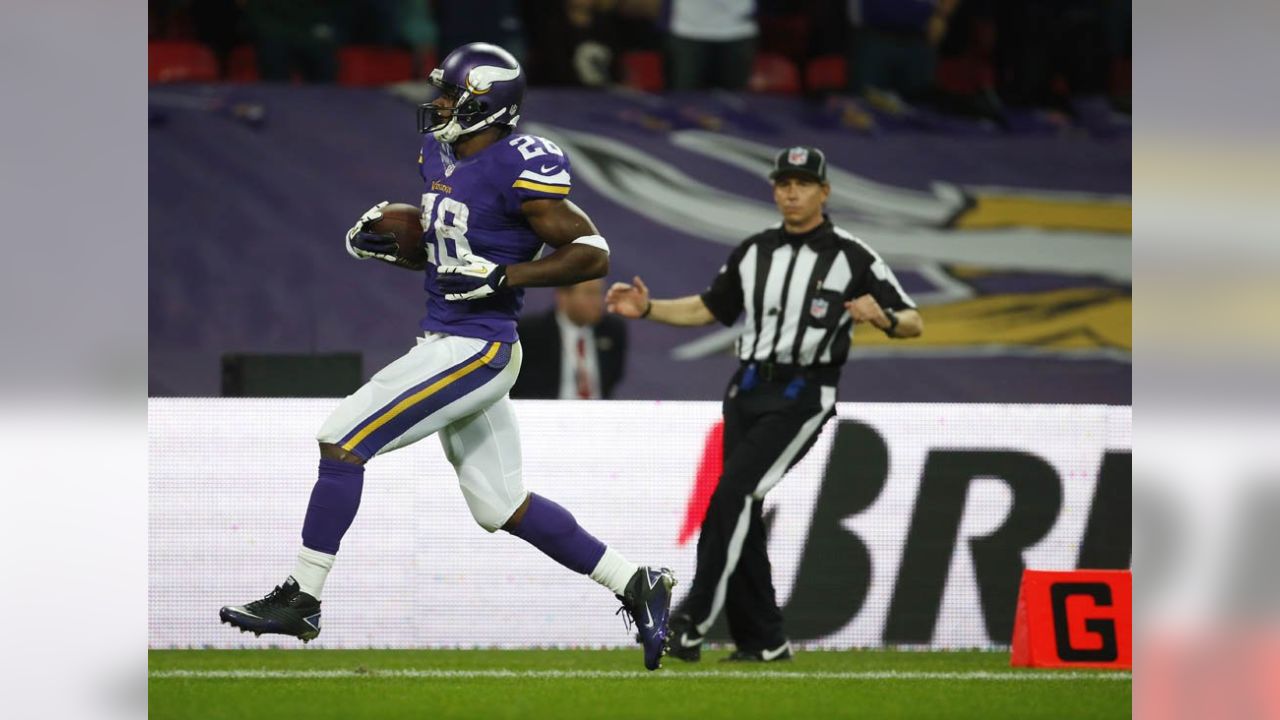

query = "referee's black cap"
[769,145,827,183]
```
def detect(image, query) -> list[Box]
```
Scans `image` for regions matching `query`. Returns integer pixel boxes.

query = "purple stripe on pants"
[338,342,498,450]
[347,343,507,459]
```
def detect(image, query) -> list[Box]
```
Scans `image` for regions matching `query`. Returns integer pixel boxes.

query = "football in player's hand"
[369,203,426,265]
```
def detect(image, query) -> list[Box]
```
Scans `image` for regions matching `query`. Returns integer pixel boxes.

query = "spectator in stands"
[150,0,197,40]
[1104,0,1130,110]
[520,0,662,87]
[245,0,343,83]
[791,0,851,68]
[436,0,526,62]
[846,0,959,104]
[666,0,758,91]
[510,279,628,400]
[992,0,1114,111]
[148,0,244,76]
[400,0,439,78]
[190,0,245,76]
[346,0,439,77]
[521,0,620,86]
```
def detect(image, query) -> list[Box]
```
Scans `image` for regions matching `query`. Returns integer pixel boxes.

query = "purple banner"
[150,86,1130,403]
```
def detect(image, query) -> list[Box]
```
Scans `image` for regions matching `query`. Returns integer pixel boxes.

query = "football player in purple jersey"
[220,43,675,670]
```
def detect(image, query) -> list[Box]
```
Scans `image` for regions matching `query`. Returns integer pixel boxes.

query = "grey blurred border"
[1135,0,1280,716]
[1134,0,1280,399]
[0,1,147,398]
[0,2,147,719]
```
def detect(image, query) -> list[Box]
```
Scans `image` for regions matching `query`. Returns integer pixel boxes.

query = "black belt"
[740,361,841,385]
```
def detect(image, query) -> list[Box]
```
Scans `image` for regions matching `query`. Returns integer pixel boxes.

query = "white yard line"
[151,669,1131,681]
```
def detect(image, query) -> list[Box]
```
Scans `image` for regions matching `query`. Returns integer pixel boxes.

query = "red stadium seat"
[805,55,847,93]
[621,50,664,92]
[226,45,259,83]
[149,41,219,84]
[337,46,415,86]
[935,18,995,96]
[935,57,992,95]
[749,53,800,95]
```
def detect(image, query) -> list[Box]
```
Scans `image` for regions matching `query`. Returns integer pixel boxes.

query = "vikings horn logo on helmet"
[466,65,521,95]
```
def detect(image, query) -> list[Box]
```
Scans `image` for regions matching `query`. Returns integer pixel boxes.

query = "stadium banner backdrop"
[150,398,1130,650]
[149,87,1130,403]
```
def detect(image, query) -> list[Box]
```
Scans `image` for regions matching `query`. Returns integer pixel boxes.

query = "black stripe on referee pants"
[751,386,837,498]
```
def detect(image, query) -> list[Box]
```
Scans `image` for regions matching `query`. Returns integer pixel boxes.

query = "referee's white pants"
[315,332,527,532]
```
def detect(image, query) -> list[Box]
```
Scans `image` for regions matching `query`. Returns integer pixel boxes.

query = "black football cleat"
[616,566,676,670]
[721,641,793,663]
[666,613,703,662]
[219,577,322,642]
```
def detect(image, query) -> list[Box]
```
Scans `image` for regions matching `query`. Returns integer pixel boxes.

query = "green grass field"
[149,648,1129,719]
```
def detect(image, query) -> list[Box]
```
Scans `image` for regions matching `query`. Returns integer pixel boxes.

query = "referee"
[606,145,922,662]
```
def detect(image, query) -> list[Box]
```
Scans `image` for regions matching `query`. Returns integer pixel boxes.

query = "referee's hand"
[845,294,890,329]
[607,276,650,318]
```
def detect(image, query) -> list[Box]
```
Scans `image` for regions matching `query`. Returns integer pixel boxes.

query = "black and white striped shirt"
[700,218,916,367]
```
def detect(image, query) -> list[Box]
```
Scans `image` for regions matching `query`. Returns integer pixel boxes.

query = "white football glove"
[344,201,395,262]
[436,253,509,301]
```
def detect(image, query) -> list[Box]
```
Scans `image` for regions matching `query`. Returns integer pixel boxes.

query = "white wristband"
[571,234,610,255]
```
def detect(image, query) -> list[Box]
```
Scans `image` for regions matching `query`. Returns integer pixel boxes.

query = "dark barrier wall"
[150,87,1130,402]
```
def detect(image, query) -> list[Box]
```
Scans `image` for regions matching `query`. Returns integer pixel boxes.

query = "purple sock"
[300,458,364,555]
[509,493,606,575]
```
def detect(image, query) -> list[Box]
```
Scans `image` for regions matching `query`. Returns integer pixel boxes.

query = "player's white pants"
[316,332,526,532]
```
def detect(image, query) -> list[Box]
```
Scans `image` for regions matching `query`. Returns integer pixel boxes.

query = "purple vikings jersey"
[416,132,573,342]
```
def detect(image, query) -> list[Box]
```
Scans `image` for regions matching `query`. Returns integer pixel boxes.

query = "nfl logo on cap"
[771,145,826,182]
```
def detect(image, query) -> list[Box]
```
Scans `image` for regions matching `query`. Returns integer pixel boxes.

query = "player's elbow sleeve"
[571,234,609,255]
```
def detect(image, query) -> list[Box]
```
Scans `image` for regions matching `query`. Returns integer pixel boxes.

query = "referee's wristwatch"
[882,308,899,338]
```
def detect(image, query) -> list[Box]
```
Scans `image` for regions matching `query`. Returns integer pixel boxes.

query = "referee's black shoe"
[667,613,703,662]
[721,641,793,663]
[219,577,322,642]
